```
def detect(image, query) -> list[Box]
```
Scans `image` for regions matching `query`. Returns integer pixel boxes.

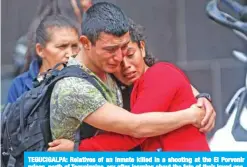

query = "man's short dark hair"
[82,2,129,45]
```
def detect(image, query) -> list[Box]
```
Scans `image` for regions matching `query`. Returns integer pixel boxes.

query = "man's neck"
[82,55,107,82]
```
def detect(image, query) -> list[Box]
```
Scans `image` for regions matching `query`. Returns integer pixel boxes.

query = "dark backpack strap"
[53,65,107,99]
[39,65,106,151]
[33,62,67,88]
[74,128,81,151]
[62,66,107,151]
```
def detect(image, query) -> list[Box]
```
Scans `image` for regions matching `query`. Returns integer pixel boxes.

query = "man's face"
[89,32,130,73]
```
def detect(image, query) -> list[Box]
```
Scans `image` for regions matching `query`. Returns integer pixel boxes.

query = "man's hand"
[189,104,206,128]
[47,139,74,152]
[196,97,216,133]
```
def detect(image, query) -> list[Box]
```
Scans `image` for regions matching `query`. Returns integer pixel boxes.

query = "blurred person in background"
[7,13,81,103]
[71,0,93,23]
[11,0,92,76]
[7,0,89,103]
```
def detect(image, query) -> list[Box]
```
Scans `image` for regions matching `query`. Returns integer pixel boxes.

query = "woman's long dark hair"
[128,18,157,67]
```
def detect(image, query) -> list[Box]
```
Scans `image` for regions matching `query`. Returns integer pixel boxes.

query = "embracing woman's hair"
[128,18,157,67]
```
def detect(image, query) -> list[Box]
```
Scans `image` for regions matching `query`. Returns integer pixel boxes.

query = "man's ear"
[80,35,92,50]
[140,41,146,58]
[36,43,44,58]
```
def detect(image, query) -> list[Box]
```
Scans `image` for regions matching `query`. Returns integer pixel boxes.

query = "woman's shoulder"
[7,71,31,103]
[12,71,30,83]
[9,70,34,92]
[145,61,189,83]
[153,61,180,69]
[147,62,183,75]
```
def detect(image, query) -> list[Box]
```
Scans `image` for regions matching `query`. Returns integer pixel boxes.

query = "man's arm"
[190,85,216,131]
[48,65,206,151]
[84,103,202,138]
[50,77,203,139]
[48,104,203,151]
